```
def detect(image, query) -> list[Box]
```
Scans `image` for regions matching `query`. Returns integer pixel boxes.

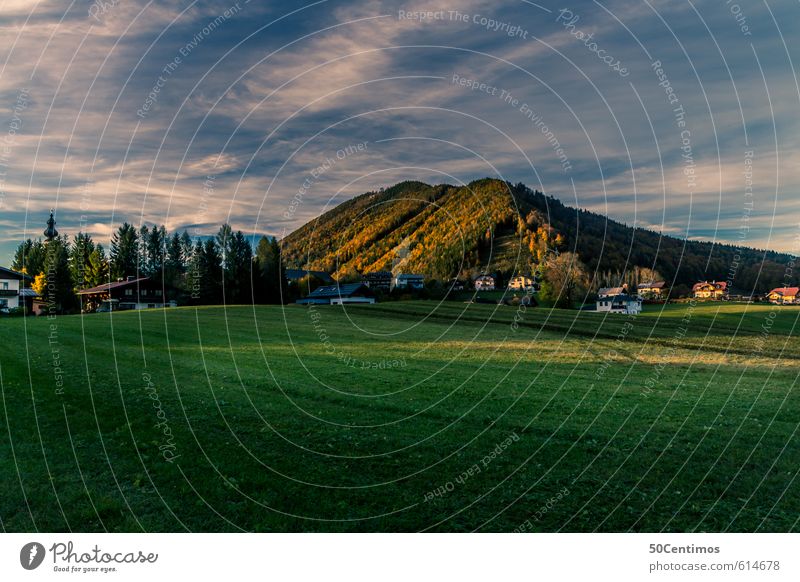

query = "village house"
[474,275,496,291]
[766,286,799,305]
[362,271,392,292]
[596,293,642,315]
[508,275,535,291]
[637,281,666,300]
[449,278,465,292]
[392,273,425,291]
[0,266,31,311]
[296,283,375,305]
[693,281,728,300]
[76,277,176,312]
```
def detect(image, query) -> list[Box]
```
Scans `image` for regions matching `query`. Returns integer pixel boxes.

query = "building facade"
[508,275,535,291]
[767,287,799,304]
[362,271,392,292]
[596,294,642,315]
[0,266,29,310]
[637,281,666,300]
[692,281,728,300]
[392,274,425,291]
[474,275,495,291]
[77,277,176,312]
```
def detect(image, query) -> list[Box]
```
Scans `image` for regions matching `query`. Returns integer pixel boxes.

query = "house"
[693,281,728,300]
[285,269,335,285]
[76,277,176,312]
[474,275,495,291]
[598,285,627,299]
[362,271,392,292]
[449,278,465,292]
[637,281,666,300]
[508,275,535,291]
[767,287,799,304]
[296,283,375,305]
[597,293,642,315]
[0,266,31,311]
[392,273,425,291]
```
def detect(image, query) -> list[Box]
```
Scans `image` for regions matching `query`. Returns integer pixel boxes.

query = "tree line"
[12,223,287,313]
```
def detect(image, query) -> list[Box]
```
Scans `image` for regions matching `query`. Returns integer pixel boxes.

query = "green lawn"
[0,301,798,532]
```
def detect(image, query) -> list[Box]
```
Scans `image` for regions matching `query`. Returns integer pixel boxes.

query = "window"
[1,282,8,290]
[142,289,148,296]
[155,290,162,297]
[125,289,133,296]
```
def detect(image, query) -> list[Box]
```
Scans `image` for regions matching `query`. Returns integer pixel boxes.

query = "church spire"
[44,210,59,241]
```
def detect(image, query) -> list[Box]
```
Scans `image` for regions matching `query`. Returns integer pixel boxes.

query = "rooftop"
[77,277,150,295]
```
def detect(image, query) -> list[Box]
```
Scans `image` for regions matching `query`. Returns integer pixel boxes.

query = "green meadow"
[0,301,798,532]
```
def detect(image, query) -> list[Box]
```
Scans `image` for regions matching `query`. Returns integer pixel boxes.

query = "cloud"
[1,0,799,265]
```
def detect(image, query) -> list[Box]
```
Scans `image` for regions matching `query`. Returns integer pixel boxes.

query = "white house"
[392,273,425,291]
[597,293,642,315]
[0,266,29,310]
[474,275,496,291]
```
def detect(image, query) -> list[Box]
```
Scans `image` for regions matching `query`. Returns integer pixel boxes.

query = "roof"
[693,281,728,291]
[18,288,40,298]
[769,287,800,296]
[0,266,31,281]
[638,281,665,289]
[394,273,424,280]
[598,286,626,296]
[285,269,334,283]
[363,271,392,278]
[306,283,371,299]
[474,274,495,281]
[77,277,150,295]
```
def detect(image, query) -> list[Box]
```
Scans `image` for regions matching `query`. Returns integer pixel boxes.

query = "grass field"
[0,301,798,532]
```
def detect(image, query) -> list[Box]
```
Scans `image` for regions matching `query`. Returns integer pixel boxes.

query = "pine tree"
[190,238,222,305]
[12,239,46,277]
[254,236,286,304]
[110,223,139,279]
[86,245,109,288]
[43,235,77,313]
[69,232,96,290]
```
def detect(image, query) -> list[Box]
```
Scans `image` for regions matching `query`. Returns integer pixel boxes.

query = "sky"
[0,0,799,262]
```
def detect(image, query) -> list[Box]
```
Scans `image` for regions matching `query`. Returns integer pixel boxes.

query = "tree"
[138,225,150,275]
[69,232,96,289]
[110,223,139,279]
[216,224,253,303]
[42,235,77,313]
[254,236,286,304]
[165,231,185,291]
[12,239,46,276]
[145,225,166,279]
[542,252,590,309]
[31,273,46,296]
[190,238,223,304]
[86,245,109,288]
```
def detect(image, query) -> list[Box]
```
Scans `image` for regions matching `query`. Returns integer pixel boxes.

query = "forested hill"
[282,179,795,294]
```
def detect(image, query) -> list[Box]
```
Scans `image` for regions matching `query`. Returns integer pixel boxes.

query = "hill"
[282,179,795,293]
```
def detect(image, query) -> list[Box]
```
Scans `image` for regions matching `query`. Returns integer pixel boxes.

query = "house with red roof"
[767,287,799,305]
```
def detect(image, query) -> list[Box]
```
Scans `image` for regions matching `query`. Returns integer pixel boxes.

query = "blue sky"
[0,0,798,262]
